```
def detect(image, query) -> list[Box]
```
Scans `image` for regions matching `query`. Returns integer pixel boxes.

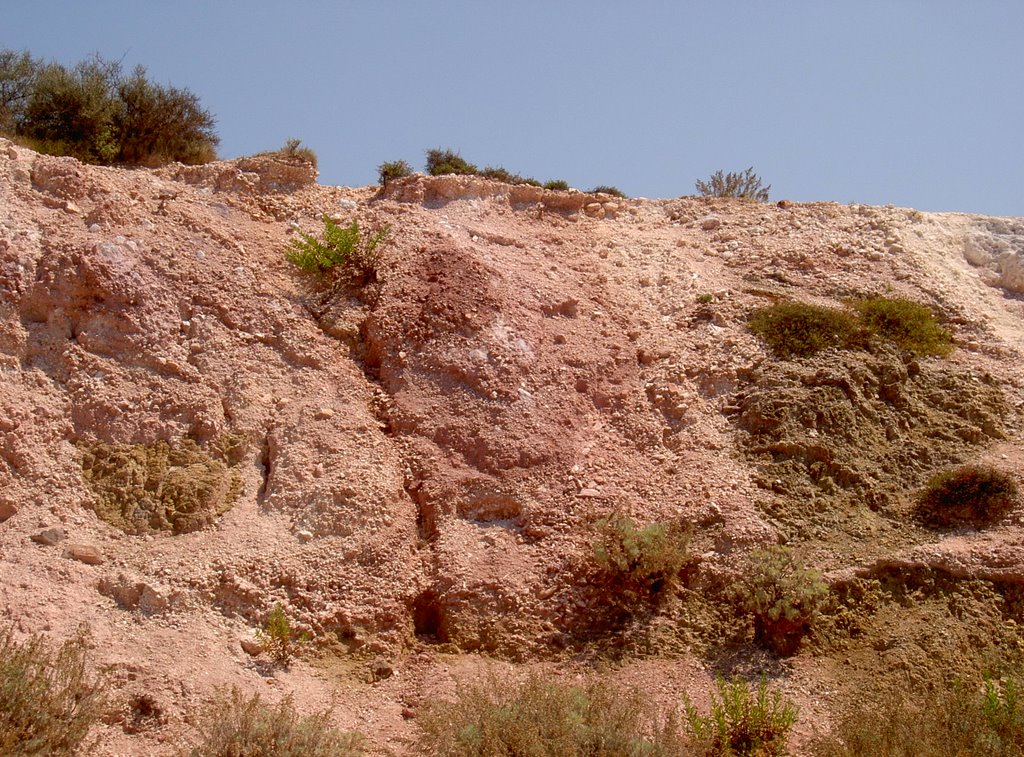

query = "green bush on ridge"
[696,167,770,201]
[0,48,217,166]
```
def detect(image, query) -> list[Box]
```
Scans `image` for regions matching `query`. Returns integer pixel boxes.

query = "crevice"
[412,590,448,642]
[256,431,271,503]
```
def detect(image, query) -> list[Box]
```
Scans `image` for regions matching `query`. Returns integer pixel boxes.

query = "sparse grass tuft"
[186,688,363,757]
[285,216,390,287]
[748,301,861,359]
[0,624,107,757]
[696,168,770,202]
[684,676,798,757]
[851,296,952,356]
[916,464,1019,528]
[733,545,829,655]
[543,179,570,191]
[416,673,685,756]
[590,185,627,198]
[276,138,317,169]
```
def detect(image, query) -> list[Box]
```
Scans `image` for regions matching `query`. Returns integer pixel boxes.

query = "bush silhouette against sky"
[3,1,1022,215]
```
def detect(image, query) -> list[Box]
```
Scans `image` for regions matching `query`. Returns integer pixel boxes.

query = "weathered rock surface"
[1,139,1022,754]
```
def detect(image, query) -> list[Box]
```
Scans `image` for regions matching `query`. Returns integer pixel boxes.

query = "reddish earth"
[2,138,1023,754]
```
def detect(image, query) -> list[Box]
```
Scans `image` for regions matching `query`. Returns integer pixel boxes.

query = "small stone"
[31,527,65,546]
[0,497,17,523]
[66,543,105,565]
[64,201,80,214]
[701,216,722,231]
[240,637,263,656]
[369,659,394,682]
[314,408,334,420]
[297,529,314,543]
[578,488,602,498]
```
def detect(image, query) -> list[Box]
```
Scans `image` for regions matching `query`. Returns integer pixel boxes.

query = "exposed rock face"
[1,138,1023,754]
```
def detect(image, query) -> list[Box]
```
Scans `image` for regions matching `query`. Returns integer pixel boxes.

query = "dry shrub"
[813,675,1024,757]
[696,168,770,202]
[417,672,684,756]
[916,464,1019,528]
[425,148,478,176]
[186,688,363,757]
[0,624,107,756]
[78,437,241,535]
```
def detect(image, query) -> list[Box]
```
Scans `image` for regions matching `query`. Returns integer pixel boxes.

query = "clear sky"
[3,1,1022,216]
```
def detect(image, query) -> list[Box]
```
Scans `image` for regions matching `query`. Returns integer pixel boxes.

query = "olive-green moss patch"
[748,296,952,359]
[730,345,1007,554]
[78,437,243,535]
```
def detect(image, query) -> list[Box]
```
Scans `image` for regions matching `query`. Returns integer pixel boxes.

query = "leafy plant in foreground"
[684,676,798,757]
[0,624,107,756]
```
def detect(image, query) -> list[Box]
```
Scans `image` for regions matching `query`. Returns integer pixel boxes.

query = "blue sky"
[4,1,1022,216]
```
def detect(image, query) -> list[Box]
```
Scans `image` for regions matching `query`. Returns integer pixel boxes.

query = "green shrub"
[78,437,241,535]
[0,624,107,757]
[186,688,363,757]
[543,179,570,191]
[256,603,308,668]
[696,168,770,202]
[111,65,218,165]
[813,675,1024,757]
[851,296,952,357]
[734,545,829,655]
[592,515,692,604]
[285,216,390,287]
[749,301,861,359]
[916,464,1019,528]
[275,138,317,169]
[377,158,412,187]
[425,148,478,176]
[1,48,217,165]
[0,49,42,133]
[417,673,684,756]
[697,293,715,304]
[590,185,627,198]
[684,677,798,757]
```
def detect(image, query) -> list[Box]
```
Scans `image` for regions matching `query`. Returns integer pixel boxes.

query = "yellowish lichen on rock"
[77,437,242,535]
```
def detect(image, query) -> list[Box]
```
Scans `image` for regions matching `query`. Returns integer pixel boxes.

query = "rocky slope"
[2,138,1023,754]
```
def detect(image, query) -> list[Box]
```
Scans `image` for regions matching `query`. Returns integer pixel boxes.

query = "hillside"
[2,138,1023,754]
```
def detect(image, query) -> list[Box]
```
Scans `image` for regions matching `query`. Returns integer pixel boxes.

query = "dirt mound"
[2,138,1023,754]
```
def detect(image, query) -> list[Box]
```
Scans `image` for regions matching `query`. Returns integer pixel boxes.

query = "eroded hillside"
[2,139,1023,754]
